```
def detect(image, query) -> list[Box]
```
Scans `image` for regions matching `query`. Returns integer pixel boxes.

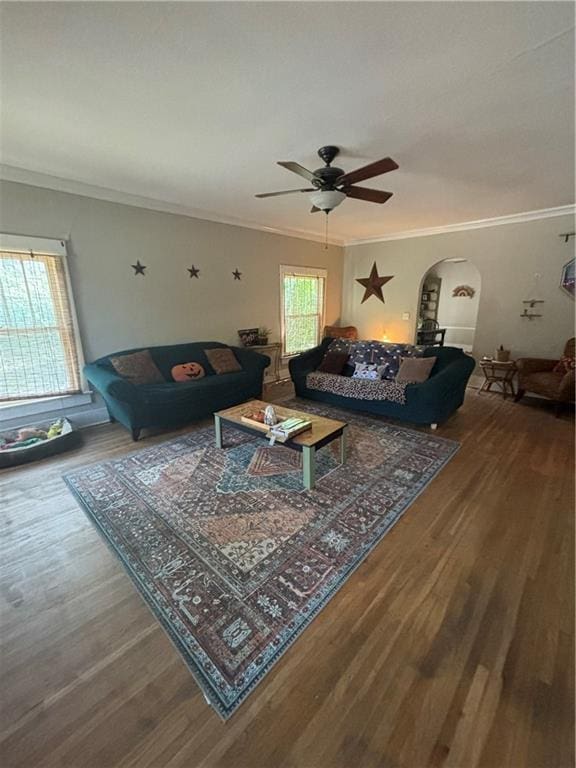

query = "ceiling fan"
[255,145,398,214]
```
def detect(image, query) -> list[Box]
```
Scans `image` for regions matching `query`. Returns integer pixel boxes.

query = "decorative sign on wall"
[452,284,475,298]
[560,258,575,298]
[356,262,394,304]
[131,260,146,276]
[238,328,259,346]
[187,265,200,278]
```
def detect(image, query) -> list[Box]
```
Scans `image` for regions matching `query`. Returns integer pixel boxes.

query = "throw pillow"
[318,351,349,375]
[171,362,206,382]
[204,348,242,374]
[553,356,576,374]
[396,356,437,384]
[352,363,379,380]
[109,350,164,385]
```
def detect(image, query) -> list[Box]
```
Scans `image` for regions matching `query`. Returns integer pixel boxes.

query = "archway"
[416,258,481,352]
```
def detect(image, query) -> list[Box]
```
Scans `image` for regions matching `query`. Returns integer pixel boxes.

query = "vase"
[263,405,277,426]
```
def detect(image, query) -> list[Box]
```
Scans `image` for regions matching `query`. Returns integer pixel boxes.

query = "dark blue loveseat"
[85,342,269,440]
[289,338,474,427]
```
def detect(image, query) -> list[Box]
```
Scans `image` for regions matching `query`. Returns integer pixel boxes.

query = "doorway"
[417,259,481,352]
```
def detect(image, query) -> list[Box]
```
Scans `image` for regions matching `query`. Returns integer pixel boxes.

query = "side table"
[250,343,282,383]
[478,359,517,399]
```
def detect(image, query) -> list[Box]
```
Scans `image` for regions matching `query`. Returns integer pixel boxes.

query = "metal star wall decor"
[232,269,242,280]
[131,260,146,276]
[188,265,200,278]
[356,262,393,304]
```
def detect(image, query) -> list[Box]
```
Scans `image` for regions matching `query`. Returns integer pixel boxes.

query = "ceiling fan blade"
[255,187,315,198]
[277,161,317,183]
[344,186,393,204]
[310,206,321,213]
[337,157,398,186]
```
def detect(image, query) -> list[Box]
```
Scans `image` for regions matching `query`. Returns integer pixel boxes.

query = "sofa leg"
[430,423,438,431]
[514,388,525,403]
[131,427,141,441]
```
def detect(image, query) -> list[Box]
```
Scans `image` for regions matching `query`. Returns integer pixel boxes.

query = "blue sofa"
[289,338,475,427]
[85,342,269,440]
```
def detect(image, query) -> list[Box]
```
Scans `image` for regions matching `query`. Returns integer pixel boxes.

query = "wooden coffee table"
[214,400,348,490]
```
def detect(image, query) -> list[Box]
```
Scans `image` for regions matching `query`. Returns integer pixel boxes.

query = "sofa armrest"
[411,354,475,405]
[516,357,558,374]
[289,339,332,379]
[84,363,141,404]
[232,347,270,371]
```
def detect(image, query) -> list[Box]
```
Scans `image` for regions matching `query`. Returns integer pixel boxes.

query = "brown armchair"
[323,325,358,340]
[515,338,575,415]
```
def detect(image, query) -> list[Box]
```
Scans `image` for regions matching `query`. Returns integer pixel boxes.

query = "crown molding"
[0,165,345,247]
[343,205,576,246]
[2,165,573,249]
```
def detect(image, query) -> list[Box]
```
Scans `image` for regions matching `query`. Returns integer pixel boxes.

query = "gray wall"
[0,181,344,362]
[343,215,575,361]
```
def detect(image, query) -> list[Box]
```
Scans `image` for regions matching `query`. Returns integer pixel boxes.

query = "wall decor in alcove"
[452,285,475,298]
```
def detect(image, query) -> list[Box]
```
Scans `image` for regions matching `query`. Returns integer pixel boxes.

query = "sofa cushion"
[109,350,165,385]
[137,371,253,406]
[524,371,565,398]
[306,371,407,404]
[318,351,349,375]
[352,363,381,380]
[396,356,437,384]
[205,347,242,374]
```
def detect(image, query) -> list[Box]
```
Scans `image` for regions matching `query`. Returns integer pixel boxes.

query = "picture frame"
[237,328,259,346]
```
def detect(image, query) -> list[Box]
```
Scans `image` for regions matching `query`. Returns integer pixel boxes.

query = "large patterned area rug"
[64,400,459,718]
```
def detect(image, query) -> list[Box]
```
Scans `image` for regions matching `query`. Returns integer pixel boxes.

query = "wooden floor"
[1,389,574,768]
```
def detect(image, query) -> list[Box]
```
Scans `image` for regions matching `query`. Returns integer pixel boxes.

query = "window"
[280,266,327,356]
[0,248,83,402]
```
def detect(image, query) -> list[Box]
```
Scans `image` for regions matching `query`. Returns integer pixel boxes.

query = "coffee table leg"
[340,427,347,464]
[302,445,315,490]
[214,415,223,449]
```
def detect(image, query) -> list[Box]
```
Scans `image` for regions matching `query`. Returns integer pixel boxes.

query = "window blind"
[282,272,325,356]
[0,250,82,401]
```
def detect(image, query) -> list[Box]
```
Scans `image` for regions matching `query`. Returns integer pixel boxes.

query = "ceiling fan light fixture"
[309,189,346,212]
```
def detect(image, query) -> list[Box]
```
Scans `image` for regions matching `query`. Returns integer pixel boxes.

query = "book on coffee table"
[266,417,311,444]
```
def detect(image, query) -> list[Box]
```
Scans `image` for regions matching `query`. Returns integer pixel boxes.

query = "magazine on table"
[267,417,311,445]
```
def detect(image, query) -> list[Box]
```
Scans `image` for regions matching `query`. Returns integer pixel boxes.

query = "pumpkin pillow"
[171,362,206,382]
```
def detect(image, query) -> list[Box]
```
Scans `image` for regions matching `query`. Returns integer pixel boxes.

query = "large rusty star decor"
[356,262,394,304]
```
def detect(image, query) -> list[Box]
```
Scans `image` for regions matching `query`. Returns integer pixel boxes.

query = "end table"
[478,359,517,399]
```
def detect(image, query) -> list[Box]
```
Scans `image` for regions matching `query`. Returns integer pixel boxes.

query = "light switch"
[402,312,410,321]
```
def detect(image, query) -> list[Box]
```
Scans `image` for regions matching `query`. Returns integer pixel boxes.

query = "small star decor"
[131,260,146,276]
[356,262,393,304]
[232,269,242,281]
[188,265,200,278]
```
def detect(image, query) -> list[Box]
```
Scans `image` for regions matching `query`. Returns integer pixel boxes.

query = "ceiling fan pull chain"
[324,212,328,250]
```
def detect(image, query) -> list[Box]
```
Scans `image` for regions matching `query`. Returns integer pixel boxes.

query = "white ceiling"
[1,2,574,244]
